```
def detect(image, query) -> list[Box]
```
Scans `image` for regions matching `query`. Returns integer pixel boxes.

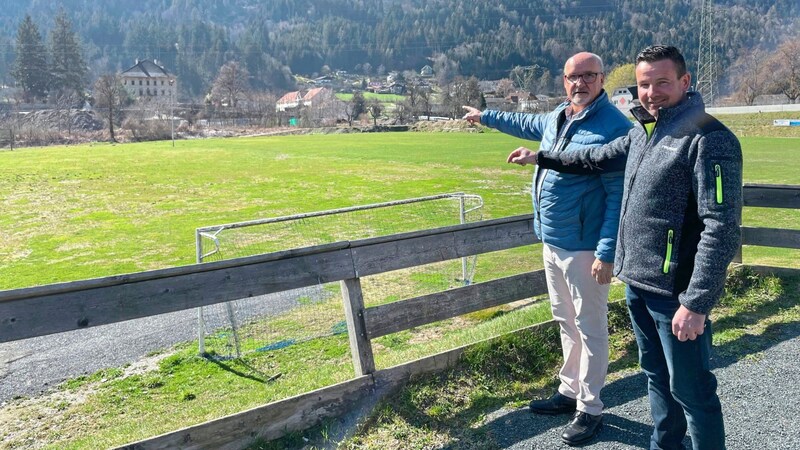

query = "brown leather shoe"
[529,392,577,415]
[561,411,603,446]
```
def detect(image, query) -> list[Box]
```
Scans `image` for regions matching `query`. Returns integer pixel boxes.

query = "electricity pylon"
[696,0,716,105]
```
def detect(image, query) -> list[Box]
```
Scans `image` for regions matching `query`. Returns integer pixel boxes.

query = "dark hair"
[636,45,687,77]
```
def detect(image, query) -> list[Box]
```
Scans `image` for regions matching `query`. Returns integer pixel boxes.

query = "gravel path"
[484,321,800,449]
[0,291,306,403]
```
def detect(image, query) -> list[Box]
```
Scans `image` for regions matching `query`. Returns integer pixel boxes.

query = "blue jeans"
[626,285,725,450]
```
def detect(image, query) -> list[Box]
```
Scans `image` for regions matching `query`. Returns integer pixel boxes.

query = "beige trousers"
[542,244,609,416]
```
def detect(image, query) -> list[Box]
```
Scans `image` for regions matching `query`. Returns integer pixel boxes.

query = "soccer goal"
[195,193,483,359]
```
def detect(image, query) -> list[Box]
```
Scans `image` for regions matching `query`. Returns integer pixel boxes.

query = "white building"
[275,87,338,112]
[275,87,346,126]
[611,85,638,114]
[120,59,176,101]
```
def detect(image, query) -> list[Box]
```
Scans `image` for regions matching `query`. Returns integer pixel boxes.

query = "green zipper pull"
[663,229,674,274]
[715,164,723,204]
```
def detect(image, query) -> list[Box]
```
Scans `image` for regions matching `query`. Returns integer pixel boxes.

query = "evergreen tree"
[49,9,87,99]
[1,1,799,101]
[0,35,15,86]
[11,15,49,102]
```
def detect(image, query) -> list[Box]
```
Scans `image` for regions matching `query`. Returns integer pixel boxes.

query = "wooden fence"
[1,184,799,449]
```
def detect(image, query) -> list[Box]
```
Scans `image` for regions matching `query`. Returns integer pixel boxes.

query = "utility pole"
[169,78,175,147]
[696,0,716,105]
[170,42,178,147]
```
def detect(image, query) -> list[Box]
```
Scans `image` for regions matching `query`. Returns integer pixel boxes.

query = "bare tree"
[367,99,382,127]
[767,40,800,103]
[440,86,456,119]
[343,101,359,127]
[730,49,766,106]
[211,61,251,108]
[246,92,278,127]
[405,81,421,117]
[432,52,459,87]
[443,77,482,118]
[393,99,413,124]
[53,90,78,135]
[93,74,128,142]
[496,78,515,98]
[419,89,432,119]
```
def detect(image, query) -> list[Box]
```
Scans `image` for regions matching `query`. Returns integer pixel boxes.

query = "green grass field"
[336,92,406,103]
[0,117,798,448]
[2,122,799,291]
[0,132,541,290]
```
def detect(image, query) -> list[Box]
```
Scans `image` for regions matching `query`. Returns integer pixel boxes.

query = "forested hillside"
[0,0,797,99]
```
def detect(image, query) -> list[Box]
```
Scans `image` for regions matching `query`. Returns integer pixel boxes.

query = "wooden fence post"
[735,185,743,264]
[340,277,375,376]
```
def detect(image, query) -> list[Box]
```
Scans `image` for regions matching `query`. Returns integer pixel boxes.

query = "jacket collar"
[557,90,611,121]
[654,91,705,122]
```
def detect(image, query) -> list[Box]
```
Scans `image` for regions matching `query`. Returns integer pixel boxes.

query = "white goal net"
[195,193,483,360]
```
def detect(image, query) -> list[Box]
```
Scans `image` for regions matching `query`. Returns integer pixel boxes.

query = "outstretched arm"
[536,134,631,174]
[463,106,551,142]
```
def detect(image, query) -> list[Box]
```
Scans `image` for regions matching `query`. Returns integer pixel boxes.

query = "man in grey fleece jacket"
[522,45,742,449]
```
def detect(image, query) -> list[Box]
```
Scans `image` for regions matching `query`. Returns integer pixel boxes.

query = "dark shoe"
[561,411,603,446]
[529,392,577,415]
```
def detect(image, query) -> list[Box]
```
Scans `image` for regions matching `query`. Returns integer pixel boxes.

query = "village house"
[420,65,434,78]
[275,87,346,126]
[506,91,544,112]
[610,85,638,114]
[275,87,336,112]
[120,59,176,101]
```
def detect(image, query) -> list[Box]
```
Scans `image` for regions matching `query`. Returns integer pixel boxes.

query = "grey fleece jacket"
[536,92,742,315]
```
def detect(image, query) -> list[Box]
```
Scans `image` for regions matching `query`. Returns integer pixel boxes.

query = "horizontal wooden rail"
[0,215,537,344]
[364,270,548,339]
[350,214,536,276]
[743,183,800,208]
[0,244,356,344]
[742,227,800,249]
[737,184,800,264]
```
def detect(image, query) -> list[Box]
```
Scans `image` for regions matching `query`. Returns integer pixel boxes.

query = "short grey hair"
[565,52,605,73]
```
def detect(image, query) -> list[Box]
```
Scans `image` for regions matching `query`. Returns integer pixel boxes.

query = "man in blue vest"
[463,52,631,445]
